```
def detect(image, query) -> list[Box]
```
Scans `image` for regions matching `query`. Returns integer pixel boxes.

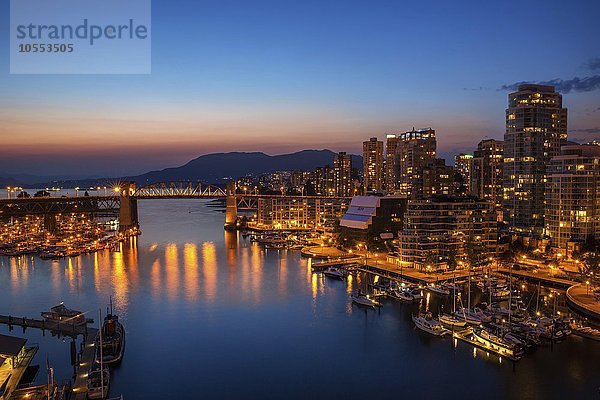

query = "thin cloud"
[500,76,600,93]
[570,128,600,134]
[586,57,600,71]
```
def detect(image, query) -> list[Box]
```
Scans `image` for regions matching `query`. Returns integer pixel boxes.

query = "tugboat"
[41,303,90,326]
[95,299,125,366]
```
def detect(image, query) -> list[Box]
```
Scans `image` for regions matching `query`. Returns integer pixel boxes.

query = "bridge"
[1,181,351,231]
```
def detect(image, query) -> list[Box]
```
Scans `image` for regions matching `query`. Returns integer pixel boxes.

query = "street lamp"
[586,280,590,295]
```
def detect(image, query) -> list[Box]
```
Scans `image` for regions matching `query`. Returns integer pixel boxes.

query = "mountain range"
[3,150,362,188]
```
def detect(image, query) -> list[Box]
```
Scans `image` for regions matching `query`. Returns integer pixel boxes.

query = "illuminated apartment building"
[470,139,504,208]
[546,144,600,255]
[363,137,384,192]
[503,84,567,235]
[396,128,437,198]
[397,197,497,271]
[385,134,400,192]
[333,152,353,197]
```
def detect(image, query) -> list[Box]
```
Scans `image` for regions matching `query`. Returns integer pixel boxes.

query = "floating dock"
[72,328,98,400]
[452,327,521,362]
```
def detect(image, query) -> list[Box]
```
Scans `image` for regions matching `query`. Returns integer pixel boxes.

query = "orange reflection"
[278,255,287,297]
[224,230,238,267]
[150,258,162,298]
[183,243,199,302]
[111,247,128,315]
[165,243,179,301]
[202,241,217,303]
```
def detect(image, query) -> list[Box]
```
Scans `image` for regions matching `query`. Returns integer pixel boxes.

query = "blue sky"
[1,0,599,177]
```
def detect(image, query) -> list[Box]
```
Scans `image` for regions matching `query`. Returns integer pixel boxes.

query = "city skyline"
[1,0,599,177]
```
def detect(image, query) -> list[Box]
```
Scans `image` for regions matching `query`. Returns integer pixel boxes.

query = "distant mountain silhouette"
[135,150,362,185]
[18,150,362,188]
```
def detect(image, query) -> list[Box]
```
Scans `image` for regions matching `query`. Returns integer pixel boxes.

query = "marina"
[0,200,598,399]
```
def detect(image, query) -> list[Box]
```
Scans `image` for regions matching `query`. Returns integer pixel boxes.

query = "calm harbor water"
[1,199,599,399]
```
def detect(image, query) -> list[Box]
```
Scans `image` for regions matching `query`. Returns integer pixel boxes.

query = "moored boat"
[412,312,450,336]
[95,302,126,366]
[41,303,88,326]
[439,313,467,328]
[87,367,110,399]
[472,327,523,359]
[351,293,382,308]
[323,267,345,280]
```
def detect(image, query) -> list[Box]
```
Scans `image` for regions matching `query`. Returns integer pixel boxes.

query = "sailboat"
[439,274,467,328]
[413,312,450,336]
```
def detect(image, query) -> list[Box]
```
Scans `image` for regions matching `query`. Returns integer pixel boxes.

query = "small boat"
[95,302,125,366]
[412,312,450,336]
[87,367,110,399]
[41,303,88,326]
[323,267,345,280]
[407,288,423,300]
[453,308,484,325]
[351,293,382,308]
[439,313,467,328]
[426,283,450,296]
[393,289,416,303]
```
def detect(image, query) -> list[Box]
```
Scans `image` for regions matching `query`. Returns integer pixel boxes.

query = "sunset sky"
[1,0,599,178]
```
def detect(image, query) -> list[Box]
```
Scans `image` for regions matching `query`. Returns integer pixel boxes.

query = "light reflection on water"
[0,199,598,400]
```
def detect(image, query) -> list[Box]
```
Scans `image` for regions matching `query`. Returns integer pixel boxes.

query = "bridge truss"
[134,182,228,199]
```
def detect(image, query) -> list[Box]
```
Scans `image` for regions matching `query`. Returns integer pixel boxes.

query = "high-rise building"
[397,197,497,271]
[385,134,400,192]
[396,128,437,198]
[546,144,600,255]
[314,166,334,196]
[363,137,384,192]
[454,153,473,194]
[471,139,504,208]
[333,152,353,197]
[422,159,457,197]
[503,84,567,235]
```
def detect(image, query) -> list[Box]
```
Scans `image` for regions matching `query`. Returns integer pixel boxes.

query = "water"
[1,199,599,399]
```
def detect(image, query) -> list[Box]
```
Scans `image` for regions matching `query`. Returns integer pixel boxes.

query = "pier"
[496,267,577,289]
[0,314,98,399]
[0,315,90,338]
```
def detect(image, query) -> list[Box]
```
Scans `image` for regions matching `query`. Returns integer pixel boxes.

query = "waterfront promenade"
[566,284,600,320]
[496,267,577,289]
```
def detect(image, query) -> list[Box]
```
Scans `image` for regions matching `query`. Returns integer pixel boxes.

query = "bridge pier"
[119,182,139,232]
[224,181,238,230]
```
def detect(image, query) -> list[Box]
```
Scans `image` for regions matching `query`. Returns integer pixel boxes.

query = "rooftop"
[0,334,26,357]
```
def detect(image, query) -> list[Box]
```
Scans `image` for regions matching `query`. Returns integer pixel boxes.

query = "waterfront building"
[333,152,353,197]
[396,128,437,198]
[255,197,348,230]
[397,196,497,271]
[362,137,384,193]
[470,139,504,209]
[339,196,407,247]
[546,144,600,255]
[385,134,400,192]
[503,84,567,235]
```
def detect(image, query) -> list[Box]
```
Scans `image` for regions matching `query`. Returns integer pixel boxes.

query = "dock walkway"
[0,315,89,338]
[496,268,576,289]
[72,328,98,400]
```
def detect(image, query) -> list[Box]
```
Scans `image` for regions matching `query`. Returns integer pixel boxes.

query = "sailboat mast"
[99,308,104,397]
